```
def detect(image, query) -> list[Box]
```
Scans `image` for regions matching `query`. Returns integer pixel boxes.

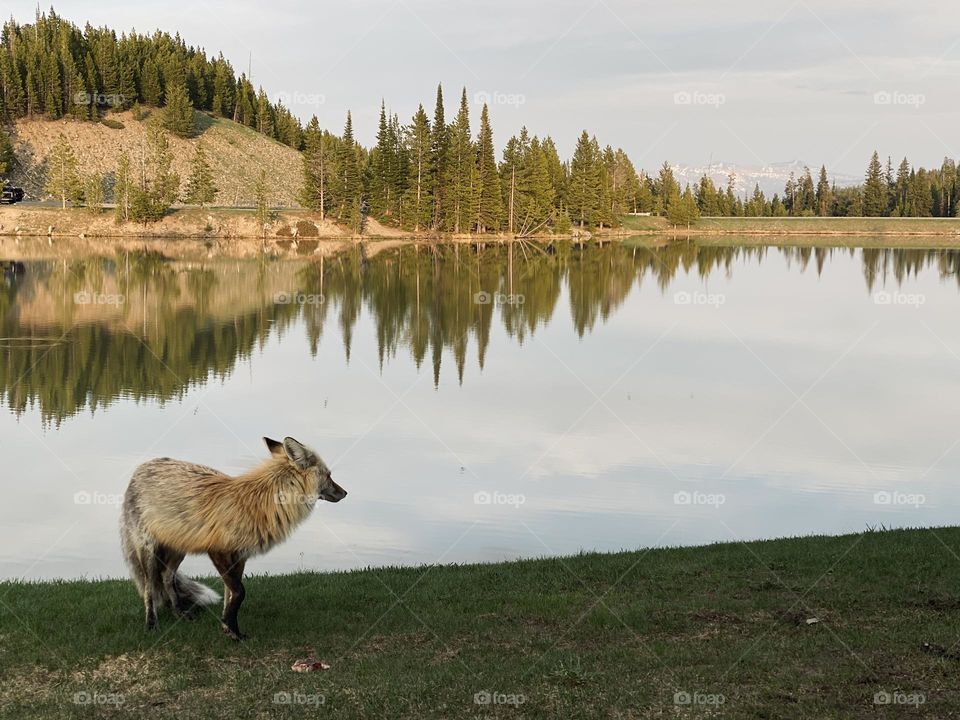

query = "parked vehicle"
[1,185,25,204]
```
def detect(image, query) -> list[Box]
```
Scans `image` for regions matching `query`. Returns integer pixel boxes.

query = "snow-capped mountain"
[667,161,859,198]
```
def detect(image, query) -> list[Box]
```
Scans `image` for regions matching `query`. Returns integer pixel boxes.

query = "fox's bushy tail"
[171,573,221,606]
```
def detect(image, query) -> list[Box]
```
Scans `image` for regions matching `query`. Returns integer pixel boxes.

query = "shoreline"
[3,205,960,243]
[0,527,877,585]
[3,231,957,264]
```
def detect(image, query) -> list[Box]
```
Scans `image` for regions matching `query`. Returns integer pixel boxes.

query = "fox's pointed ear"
[283,437,312,470]
[264,437,284,457]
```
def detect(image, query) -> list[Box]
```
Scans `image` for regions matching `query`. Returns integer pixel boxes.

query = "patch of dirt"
[364,217,410,238]
[0,664,67,705]
[72,652,167,696]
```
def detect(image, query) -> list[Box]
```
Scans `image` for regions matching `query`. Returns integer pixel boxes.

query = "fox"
[120,436,347,640]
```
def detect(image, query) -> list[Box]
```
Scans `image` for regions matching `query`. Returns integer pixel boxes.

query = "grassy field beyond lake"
[623,214,960,236]
[3,527,960,718]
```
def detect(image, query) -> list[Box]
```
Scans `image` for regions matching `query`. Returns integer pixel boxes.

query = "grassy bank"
[622,214,960,236]
[3,527,960,718]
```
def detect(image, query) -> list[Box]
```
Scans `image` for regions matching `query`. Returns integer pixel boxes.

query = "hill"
[6,110,303,208]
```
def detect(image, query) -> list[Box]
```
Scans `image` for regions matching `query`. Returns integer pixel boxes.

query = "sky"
[9,0,960,177]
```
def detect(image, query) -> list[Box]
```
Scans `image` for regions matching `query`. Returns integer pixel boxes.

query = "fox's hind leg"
[140,546,163,630]
[156,546,192,617]
[209,552,247,640]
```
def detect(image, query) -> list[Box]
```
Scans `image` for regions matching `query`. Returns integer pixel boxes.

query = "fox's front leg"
[209,552,247,640]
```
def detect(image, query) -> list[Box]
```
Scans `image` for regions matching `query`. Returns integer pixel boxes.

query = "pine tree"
[724,174,738,216]
[636,176,654,214]
[389,112,408,223]
[44,133,83,208]
[667,186,700,227]
[784,173,797,215]
[211,58,234,117]
[540,136,566,214]
[499,134,522,234]
[445,88,474,233]
[338,111,362,231]
[474,103,501,233]
[655,161,679,215]
[41,50,62,119]
[815,165,832,216]
[140,57,162,106]
[567,131,601,227]
[696,175,721,216]
[254,169,269,235]
[863,151,886,217]
[68,71,88,120]
[613,149,639,217]
[0,12,299,149]
[300,116,332,220]
[0,130,14,175]
[596,145,616,228]
[130,126,180,222]
[256,87,273,137]
[84,173,104,213]
[369,101,395,220]
[798,167,815,214]
[893,158,911,216]
[162,81,195,137]
[184,141,217,207]
[521,137,555,232]
[429,84,448,230]
[114,150,132,223]
[403,104,433,232]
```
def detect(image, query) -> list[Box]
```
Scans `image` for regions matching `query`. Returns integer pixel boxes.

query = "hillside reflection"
[2,242,958,423]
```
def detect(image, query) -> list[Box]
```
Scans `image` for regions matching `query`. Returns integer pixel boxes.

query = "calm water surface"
[2,239,959,580]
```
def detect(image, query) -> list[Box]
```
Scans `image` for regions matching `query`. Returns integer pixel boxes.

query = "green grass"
[3,528,960,718]
[621,214,960,236]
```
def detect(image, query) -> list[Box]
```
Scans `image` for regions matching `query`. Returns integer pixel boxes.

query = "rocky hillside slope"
[6,110,303,207]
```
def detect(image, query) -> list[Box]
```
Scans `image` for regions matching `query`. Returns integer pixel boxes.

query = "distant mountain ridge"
[670,160,860,198]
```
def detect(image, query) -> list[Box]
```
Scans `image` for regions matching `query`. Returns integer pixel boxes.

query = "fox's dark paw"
[220,622,247,641]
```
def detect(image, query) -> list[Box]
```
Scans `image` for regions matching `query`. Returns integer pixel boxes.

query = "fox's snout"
[321,479,347,503]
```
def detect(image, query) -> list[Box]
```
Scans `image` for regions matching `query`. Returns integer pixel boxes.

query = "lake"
[2,238,959,581]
